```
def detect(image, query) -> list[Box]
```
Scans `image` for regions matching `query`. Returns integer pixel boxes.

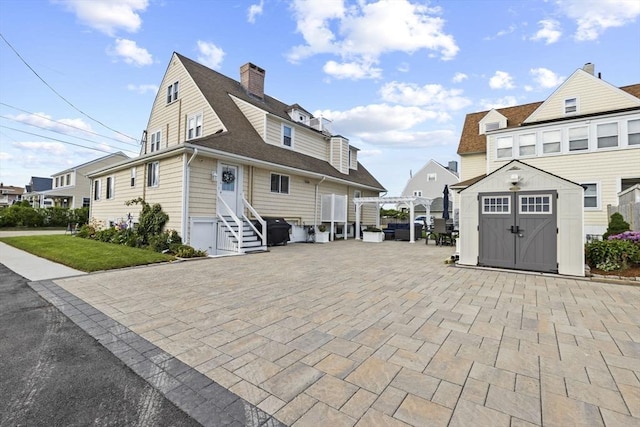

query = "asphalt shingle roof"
[177,53,385,191]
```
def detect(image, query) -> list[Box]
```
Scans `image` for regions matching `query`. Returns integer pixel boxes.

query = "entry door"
[218,164,240,216]
[479,191,557,273]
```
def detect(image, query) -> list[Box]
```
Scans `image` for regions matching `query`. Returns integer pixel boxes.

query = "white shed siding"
[146,55,223,151]
[459,162,584,276]
[231,96,266,139]
[525,71,640,123]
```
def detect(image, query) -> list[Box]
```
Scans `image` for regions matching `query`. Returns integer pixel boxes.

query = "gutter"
[182,148,199,243]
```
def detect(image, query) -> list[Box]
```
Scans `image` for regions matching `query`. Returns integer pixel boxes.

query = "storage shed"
[458,160,585,276]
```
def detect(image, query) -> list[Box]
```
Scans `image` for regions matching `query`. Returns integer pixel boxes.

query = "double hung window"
[496,136,513,159]
[187,114,203,140]
[147,162,159,187]
[167,81,179,103]
[518,134,536,156]
[568,127,588,151]
[282,125,293,147]
[597,123,618,148]
[270,173,289,194]
[629,119,640,145]
[542,130,561,154]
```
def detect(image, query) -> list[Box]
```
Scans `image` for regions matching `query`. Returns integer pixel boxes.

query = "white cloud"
[288,0,459,79]
[248,0,264,23]
[316,104,450,135]
[9,113,93,135]
[452,72,468,83]
[0,152,14,161]
[13,141,68,156]
[110,38,153,66]
[355,129,457,148]
[323,60,382,80]
[480,96,519,110]
[556,0,640,41]
[489,71,515,90]
[397,62,410,73]
[380,82,472,110]
[530,67,565,88]
[197,41,225,70]
[484,24,517,40]
[127,83,158,94]
[530,19,562,44]
[55,0,148,36]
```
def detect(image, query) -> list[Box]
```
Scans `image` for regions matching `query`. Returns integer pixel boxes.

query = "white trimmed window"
[282,125,293,147]
[270,173,289,194]
[569,127,588,151]
[55,177,59,187]
[413,190,423,197]
[106,176,114,199]
[93,179,101,201]
[564,98,577,114]
[130,167,136,187]
[427,173,437,181]
[518,133,536,157]
[147,162,159,187]
[150,130,161,152]
[582,183,599,209]
[627,119,640,145]
[496,136,513,159]
[485,122,500,132]
[167,81,179,104]
[542,130,561,154]
[66,174,71,185]
[628,119,640,145]
[82,197,90,208]
[482,196,510,214]
[187,113,203,140]
[520,195,552,214]
[597,122,618,148]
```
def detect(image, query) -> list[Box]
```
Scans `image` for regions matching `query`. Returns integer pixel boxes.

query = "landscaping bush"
[585,238,640,271]
[0,203,88,228]
[602,212,630,240]
[172,244,207,258]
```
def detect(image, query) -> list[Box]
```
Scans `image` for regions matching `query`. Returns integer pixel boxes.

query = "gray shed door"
[479,191,557,273]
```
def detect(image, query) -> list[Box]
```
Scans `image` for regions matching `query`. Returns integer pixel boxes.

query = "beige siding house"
[40,152,129,209]
[455,63,640,238]
[89,53,385,255]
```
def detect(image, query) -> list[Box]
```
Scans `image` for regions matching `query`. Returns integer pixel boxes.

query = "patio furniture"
[433,218,455,246]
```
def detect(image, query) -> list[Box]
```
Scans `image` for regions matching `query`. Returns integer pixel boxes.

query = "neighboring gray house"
[399,159,459,221]
[23,177,52,208]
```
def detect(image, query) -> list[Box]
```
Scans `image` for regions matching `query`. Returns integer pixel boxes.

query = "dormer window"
[167,81,179,104]
[485,122,500,132]
[565,98,577,114]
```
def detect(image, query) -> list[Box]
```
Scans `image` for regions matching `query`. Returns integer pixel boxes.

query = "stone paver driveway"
[54,240,640,426]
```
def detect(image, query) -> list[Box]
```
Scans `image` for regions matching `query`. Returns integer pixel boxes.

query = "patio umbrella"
[442,185,450,220]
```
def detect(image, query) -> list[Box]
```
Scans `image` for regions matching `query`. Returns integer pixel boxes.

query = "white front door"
[218,163,240,216]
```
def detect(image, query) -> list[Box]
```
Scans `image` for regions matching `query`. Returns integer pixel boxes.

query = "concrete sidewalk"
[0,241,85,281]
[50,240,640,427]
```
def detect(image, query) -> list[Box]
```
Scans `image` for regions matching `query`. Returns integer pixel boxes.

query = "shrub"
[126,198,169,246]
[585,239,640,271]
[172,244,207,258]
[603,212,630,240]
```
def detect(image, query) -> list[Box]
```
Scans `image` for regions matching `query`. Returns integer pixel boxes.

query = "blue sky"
[1,0,639,196]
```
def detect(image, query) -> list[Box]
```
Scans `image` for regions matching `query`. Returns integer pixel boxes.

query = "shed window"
[520,195,551,214]
[482,196,510,214]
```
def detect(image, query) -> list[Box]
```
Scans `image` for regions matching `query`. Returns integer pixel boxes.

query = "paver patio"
[53,240,640,426]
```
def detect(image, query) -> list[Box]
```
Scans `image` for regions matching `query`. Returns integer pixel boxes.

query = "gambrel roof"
[457,82,640,155]
[176,53,385,191]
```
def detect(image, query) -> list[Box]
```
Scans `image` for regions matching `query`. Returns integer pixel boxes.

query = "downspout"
[182,148,198,243]
[314,176,326,229]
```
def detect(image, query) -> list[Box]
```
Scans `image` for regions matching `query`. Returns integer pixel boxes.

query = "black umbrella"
[442,185,450,220]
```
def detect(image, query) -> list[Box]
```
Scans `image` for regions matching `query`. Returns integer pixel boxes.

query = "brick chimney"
[240,63,266,99]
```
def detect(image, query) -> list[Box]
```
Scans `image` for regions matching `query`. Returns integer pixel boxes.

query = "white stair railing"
[242,194,266,247]
[216,193,242,253]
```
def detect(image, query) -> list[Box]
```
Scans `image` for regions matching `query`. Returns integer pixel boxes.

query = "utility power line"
[0,32,138,143]
[0,102,140,147]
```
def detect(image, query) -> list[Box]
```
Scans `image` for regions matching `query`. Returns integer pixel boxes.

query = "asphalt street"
[0,264,201,427]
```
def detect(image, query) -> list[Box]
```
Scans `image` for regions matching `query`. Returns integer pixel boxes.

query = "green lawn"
[0,235,175,272]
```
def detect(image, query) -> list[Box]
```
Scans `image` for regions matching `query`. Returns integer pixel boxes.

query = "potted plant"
[362,226,384,243]
[315,224,330,243]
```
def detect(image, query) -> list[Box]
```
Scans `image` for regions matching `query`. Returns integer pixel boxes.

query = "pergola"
[354,196,433,243]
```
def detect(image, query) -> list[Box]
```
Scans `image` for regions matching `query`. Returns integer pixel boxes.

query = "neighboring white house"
[88,53,385,255]
[40,152,130,209]
[455,63,640,238]
[399,159,459,223]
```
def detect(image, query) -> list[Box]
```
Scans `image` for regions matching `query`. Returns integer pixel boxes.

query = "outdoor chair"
[433,218,454,246]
